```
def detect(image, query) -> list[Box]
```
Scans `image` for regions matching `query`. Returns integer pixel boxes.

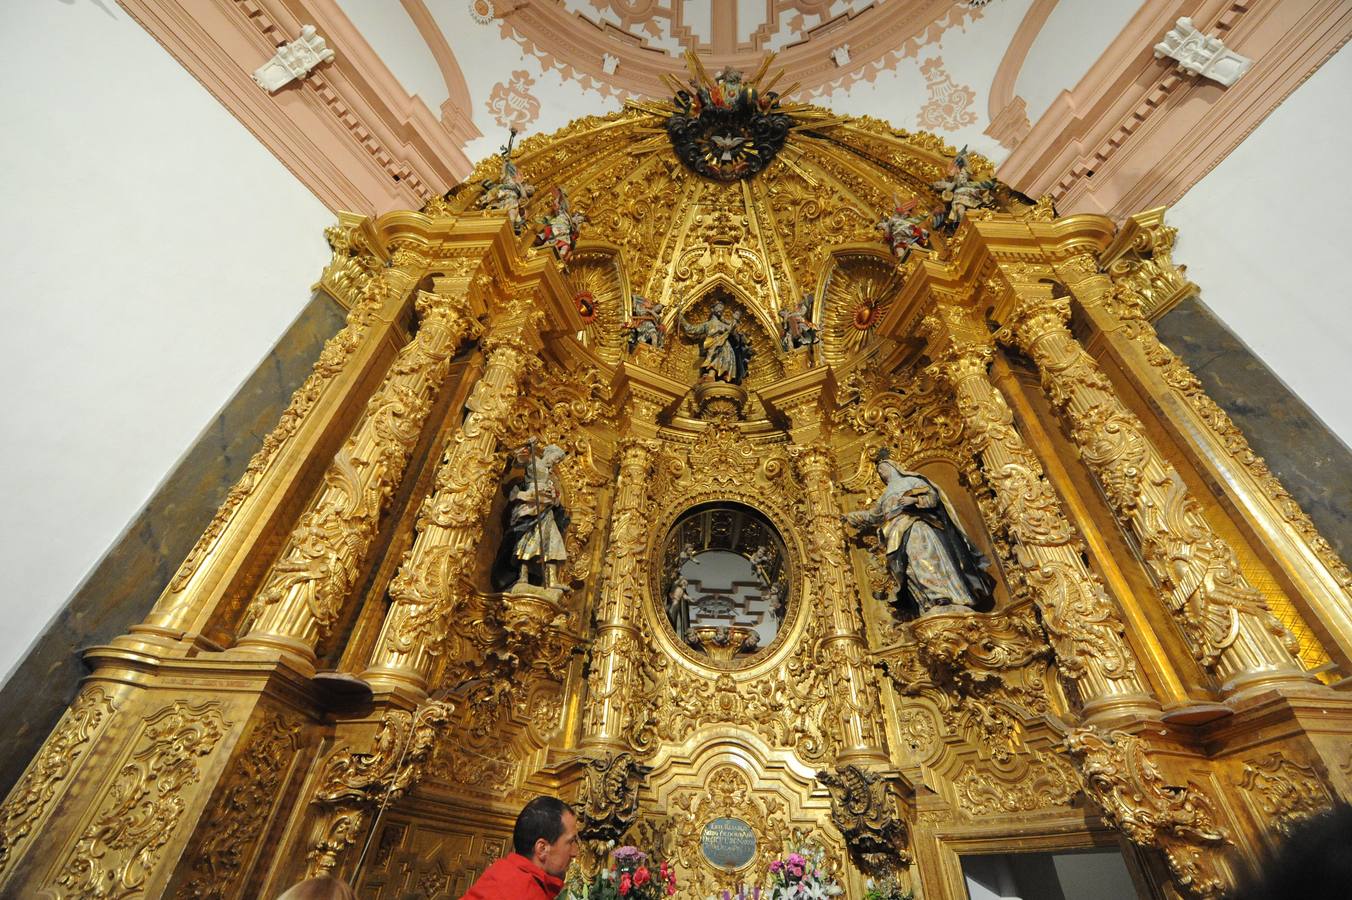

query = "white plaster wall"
[0,2,333,682]
[1169,42,1352,446]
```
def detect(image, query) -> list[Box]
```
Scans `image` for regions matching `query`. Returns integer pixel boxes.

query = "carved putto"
[537,187,586,261]
[778,294,820,351]
[876,197,931,262]
[625,294,667,351]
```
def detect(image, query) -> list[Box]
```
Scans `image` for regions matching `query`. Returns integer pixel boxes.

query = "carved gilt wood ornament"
[2,93,1351,900]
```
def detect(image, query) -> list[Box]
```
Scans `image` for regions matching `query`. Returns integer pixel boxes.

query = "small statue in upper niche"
[680,302,753,384]
[841,448,995,618]
[625,294,667,351]
[877,196,931,262]
[747,545,775,586]
[537,187,586,261]
[477,129,535,235]
[779,294,820,351]
[492,441,570,592]
[666,576,692,639]
[930,145,997,233]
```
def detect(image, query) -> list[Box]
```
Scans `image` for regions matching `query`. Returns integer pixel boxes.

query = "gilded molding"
[0,686,117,878]
[1066,728,1232,898]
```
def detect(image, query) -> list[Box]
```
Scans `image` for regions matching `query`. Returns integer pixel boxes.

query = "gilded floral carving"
[52,700,229,899]
[175,709,302,900]
[0,686,116,876]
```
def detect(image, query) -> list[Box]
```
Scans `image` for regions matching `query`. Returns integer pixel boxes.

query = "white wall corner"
[253,24,336,93]
[1154,17,1252,87]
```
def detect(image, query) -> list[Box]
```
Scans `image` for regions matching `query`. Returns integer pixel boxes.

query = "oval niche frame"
[647,494,805,676]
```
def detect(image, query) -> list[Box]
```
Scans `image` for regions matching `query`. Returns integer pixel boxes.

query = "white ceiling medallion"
[252,25,335,93]
[1154,17,1253,87]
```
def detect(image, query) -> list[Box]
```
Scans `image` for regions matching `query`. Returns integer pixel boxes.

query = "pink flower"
[635,866,651,887]
[769,860,784,875]
[619,872,632,896]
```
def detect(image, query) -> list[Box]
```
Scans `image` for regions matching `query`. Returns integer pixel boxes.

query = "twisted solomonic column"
[796,445,889,762]
[362,297,544,695]
[922,308,1158,722]
[1002,288,1307,696]
[237,290,481,660]
[580,439,657,753]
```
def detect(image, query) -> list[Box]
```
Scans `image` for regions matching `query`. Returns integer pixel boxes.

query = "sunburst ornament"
[573,290,598,325]
[628,51,844,183]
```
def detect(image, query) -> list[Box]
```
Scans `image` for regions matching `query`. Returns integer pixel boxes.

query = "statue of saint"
[842,449,995,618]
[930,145,996,233]
[680,301,753,384]
[477,129,535,235]
[492,442,570,591]
[778,294,820,351]
[625,294,667,351]
[666,576,692,639]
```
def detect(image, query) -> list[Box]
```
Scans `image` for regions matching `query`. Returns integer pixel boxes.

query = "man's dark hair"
[513,796,573,856]
[1228,803,1352,899]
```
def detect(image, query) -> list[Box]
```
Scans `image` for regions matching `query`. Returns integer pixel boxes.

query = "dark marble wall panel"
[0,293,347,798]
[1155,296,1352,566]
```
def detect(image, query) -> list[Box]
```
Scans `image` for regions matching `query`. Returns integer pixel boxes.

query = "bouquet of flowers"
[863,875,913,900]
[763,845,843,900]
[567,845,677,899]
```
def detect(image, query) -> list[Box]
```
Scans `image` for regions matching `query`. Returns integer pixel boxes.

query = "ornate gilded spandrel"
[0,685,117,878]
[47,699,230,899]
[173,708,303,900]
[1236,752,1334,844]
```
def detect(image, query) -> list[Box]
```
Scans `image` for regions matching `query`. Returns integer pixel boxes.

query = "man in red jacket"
[460,796,579,899]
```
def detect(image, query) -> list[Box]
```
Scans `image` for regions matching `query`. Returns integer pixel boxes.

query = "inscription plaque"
[700,817,757,869]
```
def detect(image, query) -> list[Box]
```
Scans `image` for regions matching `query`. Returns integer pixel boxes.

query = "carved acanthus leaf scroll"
[816,765,911,872]
[1065,728,1232,898]
[573,752,652,845]
[307,700,454,877]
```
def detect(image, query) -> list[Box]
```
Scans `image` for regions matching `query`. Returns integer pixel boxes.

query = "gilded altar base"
[2,107,1351,900]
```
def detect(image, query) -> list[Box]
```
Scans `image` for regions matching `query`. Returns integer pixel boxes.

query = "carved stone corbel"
[816,764,912,873]
[1064,728,1233,898]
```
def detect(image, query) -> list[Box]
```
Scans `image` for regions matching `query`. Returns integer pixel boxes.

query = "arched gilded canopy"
[430,107,1025,374]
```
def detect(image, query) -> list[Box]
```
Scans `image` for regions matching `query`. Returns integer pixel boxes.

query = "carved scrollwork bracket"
[1064,728,1233,898]
[306,699,455,878]
[816,764,912,874]
[572,752,653,845]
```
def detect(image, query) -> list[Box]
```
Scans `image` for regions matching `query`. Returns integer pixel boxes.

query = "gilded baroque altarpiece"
[3,105,1351,900]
